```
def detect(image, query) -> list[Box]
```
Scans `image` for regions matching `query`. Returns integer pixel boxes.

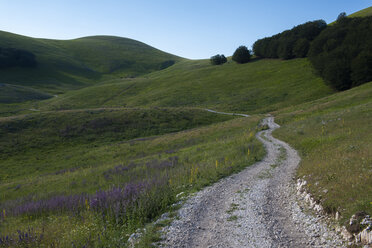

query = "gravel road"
[159,115,345,247]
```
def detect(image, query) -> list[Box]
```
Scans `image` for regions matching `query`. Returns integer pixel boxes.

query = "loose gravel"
[159,116,346,248]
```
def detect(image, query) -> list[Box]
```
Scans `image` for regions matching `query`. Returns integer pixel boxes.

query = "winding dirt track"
[160,114,344,247]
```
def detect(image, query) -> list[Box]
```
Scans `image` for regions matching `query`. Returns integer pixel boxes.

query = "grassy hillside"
[0,83,52,103]
[0,107,233,180]
[349,6,372,17]
[40,58,333,114]
[0,31,181,94]
[0,113,264,247]
[274,81,372,223]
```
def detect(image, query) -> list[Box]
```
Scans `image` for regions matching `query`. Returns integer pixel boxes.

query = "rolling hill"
[0,83,52,103]
[0,31,181,94]
[349,6,372,17]
[0,5,371,247]
[39,58,333,114]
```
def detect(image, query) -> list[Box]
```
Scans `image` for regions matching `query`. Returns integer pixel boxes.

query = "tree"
[351,53,372,86]
[323,58,351,91]
[308,15,372,90]
[252,20,326,59]
[337,12,347,22]
[277,37,295,59]
[293,39,310,58]
[210,54,227,65]
[232,46,251,64]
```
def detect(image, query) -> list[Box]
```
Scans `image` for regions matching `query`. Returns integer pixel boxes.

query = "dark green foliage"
[0,47,37,68]
[337,12,347,21]
[277,36,295,60]
[308,16,372,90]
[232,46,251,64]
[159,60,175,70]
[210,54,227,65]
[293,39,310,58]
[253,20,326,59]
[351,53,372,86]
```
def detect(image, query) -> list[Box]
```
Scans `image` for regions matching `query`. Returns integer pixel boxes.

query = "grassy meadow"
[39,58,333,113]
[0,112,264,247]
[2,6,372,245]
[274,81,372,223]
[0,84,52,104]
[349,6,372,17]
[0,108,233,180]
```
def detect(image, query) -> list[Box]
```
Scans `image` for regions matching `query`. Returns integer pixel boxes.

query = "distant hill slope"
[0,31,181,93]
[349,6,372,17]
[0,83,52,103]
[41,58,333,114]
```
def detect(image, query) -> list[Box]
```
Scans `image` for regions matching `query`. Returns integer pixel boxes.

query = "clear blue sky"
[0,0,370,59]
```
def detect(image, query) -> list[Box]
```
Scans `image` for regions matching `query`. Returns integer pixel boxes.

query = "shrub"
[337,12,347,22]
[210,54,227,65]
[232,46,251,64]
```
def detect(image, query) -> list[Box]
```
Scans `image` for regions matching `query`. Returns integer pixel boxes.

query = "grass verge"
[274,81,372,224]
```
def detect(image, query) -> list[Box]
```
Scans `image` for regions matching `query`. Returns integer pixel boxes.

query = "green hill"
[0,107,233,179]
[0,83,52,103]
[0,31,181,94]
[349,6,372,17]
[40,58,333,114]
[1,5,372,246]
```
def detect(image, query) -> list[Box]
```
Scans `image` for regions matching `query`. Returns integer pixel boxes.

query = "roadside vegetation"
[274,81,372,224]
[0,113,264,247]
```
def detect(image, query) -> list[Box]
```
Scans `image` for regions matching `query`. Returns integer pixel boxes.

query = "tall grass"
[274,81,372,223]
[41,58,333,114]
[0,112,264,247]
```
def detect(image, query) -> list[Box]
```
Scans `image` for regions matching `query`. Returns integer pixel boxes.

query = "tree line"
[212,14,372,91]
[0,47,37,68]
[308,16,372,90]
[252,20,327,60]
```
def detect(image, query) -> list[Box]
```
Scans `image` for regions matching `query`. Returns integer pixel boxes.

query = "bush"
[210,54,227,65]
[337,12,347,22]
[232,46,251,64]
